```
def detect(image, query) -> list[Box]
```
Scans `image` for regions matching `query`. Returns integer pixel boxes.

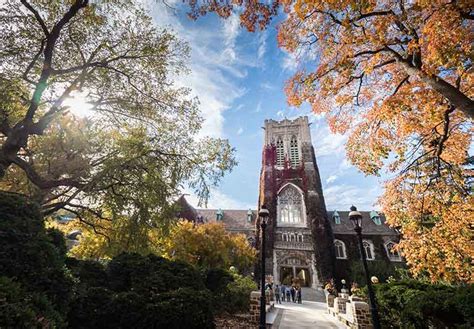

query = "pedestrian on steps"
[275,285,281,304]
[285,286,291,302]
[297,287,302,304]
[280,284,286,302]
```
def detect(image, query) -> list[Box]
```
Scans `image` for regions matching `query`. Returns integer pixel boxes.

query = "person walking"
[280,284,286,302]
[274,285,281,304]
[297,287,302,304]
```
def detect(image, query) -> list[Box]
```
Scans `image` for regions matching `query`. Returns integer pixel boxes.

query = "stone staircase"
[301,287,326,303]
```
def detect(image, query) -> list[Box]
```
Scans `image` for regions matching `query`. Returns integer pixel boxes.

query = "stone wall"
[249,291,275,325]
[326,292,373,329]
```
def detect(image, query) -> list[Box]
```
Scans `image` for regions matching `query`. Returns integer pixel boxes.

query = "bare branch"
[20,0,49,36]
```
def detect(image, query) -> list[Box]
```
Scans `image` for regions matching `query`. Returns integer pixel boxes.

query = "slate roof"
[327,211,399,236]
[196,209,256,232]
[175,196,398,236]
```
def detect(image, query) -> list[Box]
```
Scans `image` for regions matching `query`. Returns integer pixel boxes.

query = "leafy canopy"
[0,1,236,232]
[162,220,256,271]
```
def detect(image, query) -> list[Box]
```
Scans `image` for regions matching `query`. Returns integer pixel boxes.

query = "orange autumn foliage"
[187,0,474,283]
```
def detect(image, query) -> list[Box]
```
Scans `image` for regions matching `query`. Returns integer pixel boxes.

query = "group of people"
[273,284,302,304]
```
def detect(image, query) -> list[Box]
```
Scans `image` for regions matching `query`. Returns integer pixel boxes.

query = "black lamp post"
[348,205,381,329]
[258,204,269,329]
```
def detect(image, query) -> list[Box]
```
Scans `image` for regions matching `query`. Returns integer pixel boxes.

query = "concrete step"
[301,287,326,303]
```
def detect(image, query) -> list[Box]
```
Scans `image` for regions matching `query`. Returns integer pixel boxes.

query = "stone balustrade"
[274,241,313,250]
[325,290,373,329]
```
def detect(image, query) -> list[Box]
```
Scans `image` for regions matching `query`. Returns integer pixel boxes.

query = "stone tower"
[256,116,334,288]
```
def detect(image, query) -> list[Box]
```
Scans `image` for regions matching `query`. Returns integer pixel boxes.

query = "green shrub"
[68,286,215,329]
[107,253,205,293]
[67,287,115,329]
[0,191,73,324]
[348,260,405,285]
[369,280,474,328]
[68,253,215,328]
[225,273,257,313]
[65,258,108,291]
[0,276,65,329]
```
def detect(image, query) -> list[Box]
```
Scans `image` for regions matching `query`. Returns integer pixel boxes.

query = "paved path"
[274,289,345,329]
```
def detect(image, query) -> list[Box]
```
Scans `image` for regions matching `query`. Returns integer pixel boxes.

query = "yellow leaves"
[162,220,256,271]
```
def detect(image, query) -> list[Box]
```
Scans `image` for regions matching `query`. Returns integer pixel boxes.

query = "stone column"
[273,250,279,284]
[311,253,320,288]
[249,291,261,323]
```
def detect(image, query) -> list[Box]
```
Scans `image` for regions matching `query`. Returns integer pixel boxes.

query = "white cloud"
[281,51,299,72]
[222,13,240,63]
[255,100,262,113]
[148,4,249,138]
[311,125,348,157]
[237,127,243,135]
[257,30,267,61]
[324,184,381,211]
[326,175,338,184]
[186,188,254,210]
[260,81,275,90]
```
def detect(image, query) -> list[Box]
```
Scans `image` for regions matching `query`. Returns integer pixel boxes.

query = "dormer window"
[333,210,341,224]
[216,209,224,221]
[370,210,381,225]
[276,138,284,167]
[247,209,253,222]
[290,135,299,168]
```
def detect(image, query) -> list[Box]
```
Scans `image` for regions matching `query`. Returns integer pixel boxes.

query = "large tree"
[187,0,473,282]
[0,0,236,230]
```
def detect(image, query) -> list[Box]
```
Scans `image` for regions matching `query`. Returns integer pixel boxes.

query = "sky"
[149,2,385,211]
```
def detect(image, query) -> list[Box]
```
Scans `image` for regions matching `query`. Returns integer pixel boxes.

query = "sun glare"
[63,91,94,118]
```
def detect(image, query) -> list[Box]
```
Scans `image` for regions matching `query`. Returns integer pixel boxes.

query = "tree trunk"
[399,61,474,120]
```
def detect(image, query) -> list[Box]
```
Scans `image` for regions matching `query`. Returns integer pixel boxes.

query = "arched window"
[333,210,341,224]
[363,240,375,260]
[277,184,305,226]
[385,241,401,261]
[289,135,299,168]
[334,240,347,259]
[276,138,284,167]
[290,232,296,242]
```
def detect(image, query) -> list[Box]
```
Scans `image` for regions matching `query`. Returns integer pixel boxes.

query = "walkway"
[274,288,345,329]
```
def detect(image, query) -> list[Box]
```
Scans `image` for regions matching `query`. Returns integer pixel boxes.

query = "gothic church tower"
[256,117,334,287]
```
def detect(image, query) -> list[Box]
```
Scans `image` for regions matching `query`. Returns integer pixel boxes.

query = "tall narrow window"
[290,135,299,167]
[363,240,375,260]
[276,138,284,167]
[334,240,347,259]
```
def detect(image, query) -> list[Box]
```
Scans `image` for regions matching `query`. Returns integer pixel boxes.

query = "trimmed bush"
[0,192,72,326]
[369,280,474,328]
[0,276,65,329]
[107,253,205,293]
[68,253,215,329]
[348,260,405,285]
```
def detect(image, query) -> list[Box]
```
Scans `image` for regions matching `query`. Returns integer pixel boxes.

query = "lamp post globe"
[349,205,381,329]
[258,204,269,329]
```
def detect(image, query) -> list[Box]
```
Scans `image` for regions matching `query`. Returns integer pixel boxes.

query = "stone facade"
[176,116,403,286]
[256,117,334,287]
